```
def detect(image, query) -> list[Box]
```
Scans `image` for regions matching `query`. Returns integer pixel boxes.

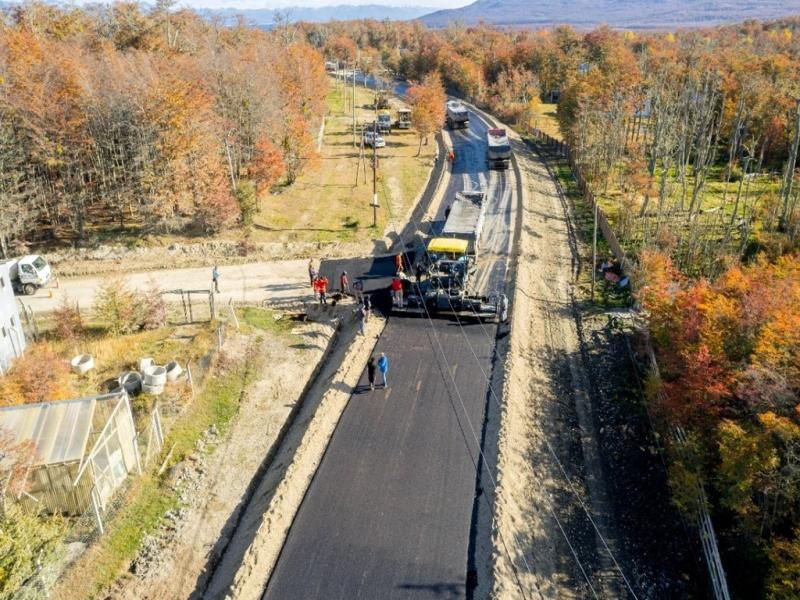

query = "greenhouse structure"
[0,391,140,527]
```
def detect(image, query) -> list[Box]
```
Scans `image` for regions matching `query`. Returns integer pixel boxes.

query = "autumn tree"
[408,73,446,156]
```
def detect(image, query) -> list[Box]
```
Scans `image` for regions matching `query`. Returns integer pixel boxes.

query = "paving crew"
[358,302,367,335]
[314,276,328,305]
[212,265,220,293]
[366,356,377,391]
[363,294,371,321]
[308,260,317,288]
[391,277,403,307]
[377,352,389,388]
[353,278,364,302]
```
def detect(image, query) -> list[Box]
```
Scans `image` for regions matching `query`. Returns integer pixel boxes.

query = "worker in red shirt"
[391,276,403,307]
[314,276,328,305]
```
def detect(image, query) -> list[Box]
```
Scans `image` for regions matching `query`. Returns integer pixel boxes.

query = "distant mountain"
[421,0,800,29]
[199,4,437,26]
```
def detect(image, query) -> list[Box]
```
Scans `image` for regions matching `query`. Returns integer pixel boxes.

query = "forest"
[0,1,327,255]
[305,16,800,598]
[2,4,799,596]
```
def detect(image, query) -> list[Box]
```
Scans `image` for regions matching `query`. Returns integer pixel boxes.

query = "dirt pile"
[45,239,371,278]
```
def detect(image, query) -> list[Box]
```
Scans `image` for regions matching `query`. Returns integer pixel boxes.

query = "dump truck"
[441,190,486,257]
[374,90,390,109]
[1,255,52,295]
[487,128,511,170]
[396,108,412,129]
[445,100,469,129]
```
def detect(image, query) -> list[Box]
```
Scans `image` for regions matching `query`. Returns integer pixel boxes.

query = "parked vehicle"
[396,108,412,129]
[377,112,393,133]
[1,255,52,296]
[445,100,469,129]
[363,130,386,148]
[487,128,511,170]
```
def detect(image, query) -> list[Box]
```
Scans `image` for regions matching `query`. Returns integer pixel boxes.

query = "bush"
[92,277,139,335]
[52,296,82,345]
[235,180,258,227]
[137,280,166,331]
[0,504,65,598]
[0,343,73,406]
[93,277,167,334]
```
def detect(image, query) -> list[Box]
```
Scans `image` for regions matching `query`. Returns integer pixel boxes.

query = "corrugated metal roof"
[0,396,112,466]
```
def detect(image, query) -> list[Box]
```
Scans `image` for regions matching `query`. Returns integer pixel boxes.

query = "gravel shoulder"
[493,136,624,598]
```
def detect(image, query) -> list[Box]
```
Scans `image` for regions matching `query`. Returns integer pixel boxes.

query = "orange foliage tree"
[408,73,445,156]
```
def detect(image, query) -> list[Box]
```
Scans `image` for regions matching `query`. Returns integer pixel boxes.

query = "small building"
[0,391,140,525]
[0,262,25,374]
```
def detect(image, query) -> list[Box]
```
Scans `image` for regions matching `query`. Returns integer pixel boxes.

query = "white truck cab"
[3,255,52,296]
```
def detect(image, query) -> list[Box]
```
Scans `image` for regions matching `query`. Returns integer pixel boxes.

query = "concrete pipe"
[143,365,168,386]
[70,354,95,375]
[165,361,183,382]
[119,371,143,394]
[138,357,155,372]
[142,382,165,396]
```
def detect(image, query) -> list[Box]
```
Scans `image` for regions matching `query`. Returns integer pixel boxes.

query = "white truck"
[445,100,469,130]
[2,255,52,296]
[487,128,511,170]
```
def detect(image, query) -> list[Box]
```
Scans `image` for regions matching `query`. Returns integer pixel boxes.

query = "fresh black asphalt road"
[264,111,510,599]
[265,299,497,599]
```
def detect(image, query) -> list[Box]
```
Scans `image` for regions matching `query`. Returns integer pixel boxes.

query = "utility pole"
[780,98,800,228]
[591,199,598,302]
[352,60,357,147]
[371,116,379,227]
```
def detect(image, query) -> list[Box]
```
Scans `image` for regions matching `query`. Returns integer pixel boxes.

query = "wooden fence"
[526,129,631,274]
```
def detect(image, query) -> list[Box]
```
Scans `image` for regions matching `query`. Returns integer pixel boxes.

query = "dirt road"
[23,259,313,313]
[491,130,646,598]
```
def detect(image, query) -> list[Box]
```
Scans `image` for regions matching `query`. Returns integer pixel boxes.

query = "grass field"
[251,81,436,246]
[533,102,561,141]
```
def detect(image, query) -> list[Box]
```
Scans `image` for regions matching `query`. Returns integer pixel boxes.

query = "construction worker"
[391,277,403,307]
[378,352,389,388]
[395,253,404,274]
[314,276,328,305]
[212,266,220,293]
[308,260,317,288]
[340,271,349,294]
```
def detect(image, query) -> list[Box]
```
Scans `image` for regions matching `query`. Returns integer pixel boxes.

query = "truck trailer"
[487,128,511,170]
[441,190,486,257]
[445,100,469,129]
[1,255,52,296]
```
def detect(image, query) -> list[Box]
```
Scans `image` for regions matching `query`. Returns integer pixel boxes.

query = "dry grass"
[251,80,436,245]
[533,103,561,141]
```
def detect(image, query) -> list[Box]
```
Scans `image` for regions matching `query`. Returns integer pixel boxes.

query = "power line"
[383,108,641,599]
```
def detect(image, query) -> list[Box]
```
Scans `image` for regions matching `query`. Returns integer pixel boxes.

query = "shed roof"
[0,393,123,466]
